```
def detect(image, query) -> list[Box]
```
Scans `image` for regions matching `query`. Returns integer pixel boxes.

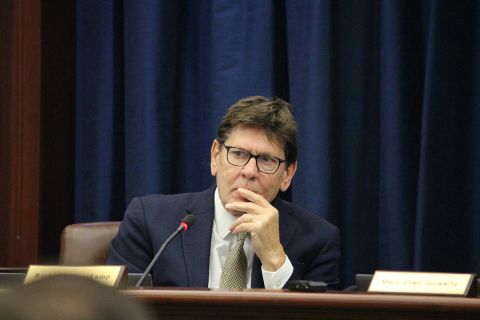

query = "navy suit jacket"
[107,186,340,288]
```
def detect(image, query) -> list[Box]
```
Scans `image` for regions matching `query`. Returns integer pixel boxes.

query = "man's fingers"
[230,213,254,231]
[236,188,270,206]
[225,201,257,214]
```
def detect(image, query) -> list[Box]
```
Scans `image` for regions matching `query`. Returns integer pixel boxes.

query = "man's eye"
[259,156,276,164]
[232,150,248,158]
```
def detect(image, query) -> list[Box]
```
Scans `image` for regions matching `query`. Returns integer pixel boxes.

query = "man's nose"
[241,157,259,177]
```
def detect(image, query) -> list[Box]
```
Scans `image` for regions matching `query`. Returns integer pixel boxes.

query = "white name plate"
[24,265,127,288]
[368,271,476,296]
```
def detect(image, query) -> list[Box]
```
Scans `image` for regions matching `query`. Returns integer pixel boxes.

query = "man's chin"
[225,191,241,200]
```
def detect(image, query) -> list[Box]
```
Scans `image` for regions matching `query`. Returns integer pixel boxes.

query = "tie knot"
[236,232,248,245]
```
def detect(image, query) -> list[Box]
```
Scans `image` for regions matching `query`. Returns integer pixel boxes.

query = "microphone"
[135,214,196,288]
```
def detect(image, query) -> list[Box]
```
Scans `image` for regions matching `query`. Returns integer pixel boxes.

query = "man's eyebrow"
[230,145,280,157]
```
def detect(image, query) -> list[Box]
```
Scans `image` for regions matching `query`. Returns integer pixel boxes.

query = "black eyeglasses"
[223,145,286,174]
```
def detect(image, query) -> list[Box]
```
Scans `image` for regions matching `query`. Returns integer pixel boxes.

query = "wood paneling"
[0,0,41,267]
[0,0,75,266]
[0,0,15,266]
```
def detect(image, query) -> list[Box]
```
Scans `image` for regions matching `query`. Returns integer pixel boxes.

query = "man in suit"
[107,96,340,288]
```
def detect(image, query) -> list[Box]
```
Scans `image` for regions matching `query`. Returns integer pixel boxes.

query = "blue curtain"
[75,0,480,287]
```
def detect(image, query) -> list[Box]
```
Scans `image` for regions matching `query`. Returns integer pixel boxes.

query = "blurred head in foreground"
[0,275,153,320]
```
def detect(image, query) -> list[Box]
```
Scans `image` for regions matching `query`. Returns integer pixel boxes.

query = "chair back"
[59,222,120,265]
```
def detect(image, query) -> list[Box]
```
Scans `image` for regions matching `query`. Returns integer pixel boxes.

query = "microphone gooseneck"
[135,214,196,288]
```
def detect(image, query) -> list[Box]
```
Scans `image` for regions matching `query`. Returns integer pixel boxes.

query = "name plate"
[368,270,476,297]
[24,265,127,288]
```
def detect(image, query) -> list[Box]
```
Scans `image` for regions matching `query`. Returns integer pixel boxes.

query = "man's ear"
[210,139,220,176]
[280,161,297,192]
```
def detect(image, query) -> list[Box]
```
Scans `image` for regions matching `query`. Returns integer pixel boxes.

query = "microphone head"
[180,214,196,230]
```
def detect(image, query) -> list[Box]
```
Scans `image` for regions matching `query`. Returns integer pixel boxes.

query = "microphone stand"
[135,224,185,288]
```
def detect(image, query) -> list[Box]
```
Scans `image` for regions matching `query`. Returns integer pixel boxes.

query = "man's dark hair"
[217,96,297,165]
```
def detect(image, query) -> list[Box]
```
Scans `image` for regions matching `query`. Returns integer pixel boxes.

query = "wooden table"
[126,288,480,320]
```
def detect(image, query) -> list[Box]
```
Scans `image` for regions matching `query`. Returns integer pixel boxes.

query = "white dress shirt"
[208,188,293,289]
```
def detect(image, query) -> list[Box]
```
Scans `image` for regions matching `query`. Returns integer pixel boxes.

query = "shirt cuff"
[261,255,294,289]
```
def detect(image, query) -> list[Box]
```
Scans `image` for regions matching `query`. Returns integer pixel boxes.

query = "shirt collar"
[214,188,236,240]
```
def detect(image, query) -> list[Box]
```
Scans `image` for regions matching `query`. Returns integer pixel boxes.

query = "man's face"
[210,125,297,214]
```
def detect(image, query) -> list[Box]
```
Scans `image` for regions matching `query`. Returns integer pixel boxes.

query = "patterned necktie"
[219,232,248,288]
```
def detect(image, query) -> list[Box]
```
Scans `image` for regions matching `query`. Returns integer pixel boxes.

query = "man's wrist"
[261,250,287,272]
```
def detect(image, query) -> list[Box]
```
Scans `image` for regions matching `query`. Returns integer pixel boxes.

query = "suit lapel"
[181,186,215,287]
[251,195,298,288]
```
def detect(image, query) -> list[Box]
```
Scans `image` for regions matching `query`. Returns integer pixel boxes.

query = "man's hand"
[226,188,286,271]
